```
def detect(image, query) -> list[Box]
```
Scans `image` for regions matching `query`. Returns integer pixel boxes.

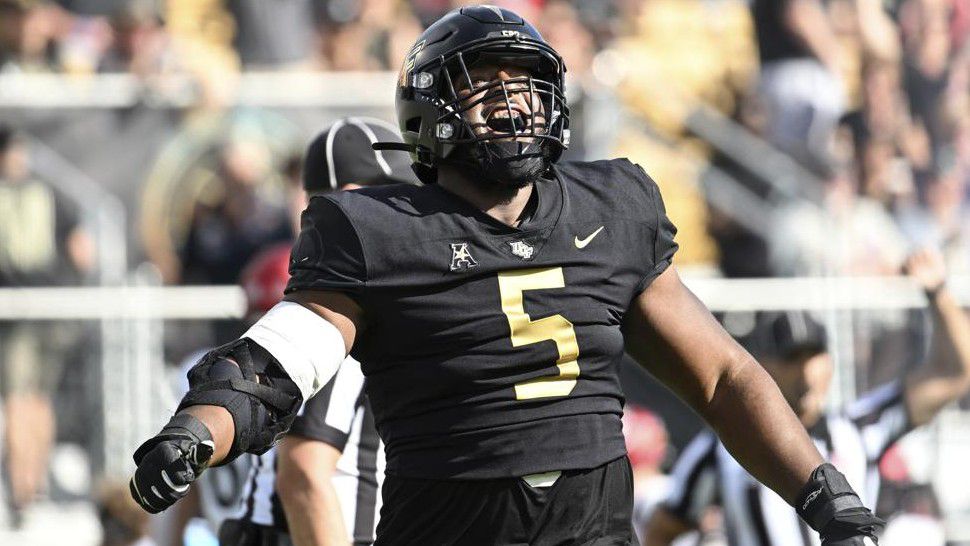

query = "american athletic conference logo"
[449,243,478,271]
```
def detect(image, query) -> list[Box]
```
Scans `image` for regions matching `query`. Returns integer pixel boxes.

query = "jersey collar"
[432,173,564,236]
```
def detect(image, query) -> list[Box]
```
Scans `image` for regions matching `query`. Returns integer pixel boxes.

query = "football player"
[130,7,883,545]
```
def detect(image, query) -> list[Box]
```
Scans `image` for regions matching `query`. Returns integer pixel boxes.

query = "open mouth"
[484,106,528,134]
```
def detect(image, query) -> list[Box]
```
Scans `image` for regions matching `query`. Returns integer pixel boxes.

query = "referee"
[644,249,970,546]
[218,117,418,546]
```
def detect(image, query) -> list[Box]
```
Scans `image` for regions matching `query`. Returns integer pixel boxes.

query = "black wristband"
[132,413,214,466]
[162,413,214,444]
[795,463,866,532]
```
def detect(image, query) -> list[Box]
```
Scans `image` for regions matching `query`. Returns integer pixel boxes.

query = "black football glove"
[796,463,885,545]
[129,414,215,513]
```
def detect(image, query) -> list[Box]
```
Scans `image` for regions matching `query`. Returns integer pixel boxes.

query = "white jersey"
[662,381,910,546]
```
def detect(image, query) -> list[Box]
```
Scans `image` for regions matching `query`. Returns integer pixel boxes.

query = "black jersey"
[286,158,678,480]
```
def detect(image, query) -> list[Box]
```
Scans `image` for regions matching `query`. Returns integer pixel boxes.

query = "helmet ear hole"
[405,116,422,135]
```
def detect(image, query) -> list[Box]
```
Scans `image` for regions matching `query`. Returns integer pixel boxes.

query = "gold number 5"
[497,267,580,400]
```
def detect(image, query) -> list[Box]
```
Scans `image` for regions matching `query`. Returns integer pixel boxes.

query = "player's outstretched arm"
[129,290,362,514]
[902,249,970,427]
[277,437,351,546]
[624,266,821,501]
[624,266,883,544]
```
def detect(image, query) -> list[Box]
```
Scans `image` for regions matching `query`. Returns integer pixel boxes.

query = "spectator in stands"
[751,0,845,165]
[537,1,593,82]
[899,0,956,153]
[98,2,171,77]
[842,60,930,204]
[227,0,317,69]
[768,159,908,276]
[0,0,68,73]
[898,163,970,273]
[319,0,422,71]
[178,138,292,286]
[0,126,94,526]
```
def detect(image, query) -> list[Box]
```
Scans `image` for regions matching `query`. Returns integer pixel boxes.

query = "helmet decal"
[399,40,427,89]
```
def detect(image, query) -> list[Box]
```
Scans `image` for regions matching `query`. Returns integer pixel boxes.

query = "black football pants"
[375,456,634,545]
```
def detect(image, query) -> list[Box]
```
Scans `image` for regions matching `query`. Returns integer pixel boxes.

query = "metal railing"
[0,72,398,109]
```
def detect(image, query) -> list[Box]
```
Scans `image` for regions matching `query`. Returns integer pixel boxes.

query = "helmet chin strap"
[445,139,549,190]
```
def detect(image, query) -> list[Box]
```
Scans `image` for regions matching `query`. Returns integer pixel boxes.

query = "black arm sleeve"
[286,196,368,295]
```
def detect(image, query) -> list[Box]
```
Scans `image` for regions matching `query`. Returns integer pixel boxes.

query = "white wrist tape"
[242,301,346,400]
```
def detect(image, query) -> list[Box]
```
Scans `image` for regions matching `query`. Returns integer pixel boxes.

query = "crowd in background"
[0,0,617,75]
[2,0,968,281]
[2,0,970,544]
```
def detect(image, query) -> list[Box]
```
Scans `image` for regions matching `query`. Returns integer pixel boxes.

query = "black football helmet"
[383,5,569,185]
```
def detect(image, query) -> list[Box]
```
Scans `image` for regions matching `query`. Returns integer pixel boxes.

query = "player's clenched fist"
[129,414,214,513]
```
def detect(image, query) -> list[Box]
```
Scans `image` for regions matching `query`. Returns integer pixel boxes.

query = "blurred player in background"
[184,118,416,546]
[623,405,702,546]
[645,249,970,546]
[875,445,946,546]
[0,126,94,526]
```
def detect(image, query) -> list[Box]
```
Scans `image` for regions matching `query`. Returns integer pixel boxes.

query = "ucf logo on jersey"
[450,243,478,271]
[508,240,534,260]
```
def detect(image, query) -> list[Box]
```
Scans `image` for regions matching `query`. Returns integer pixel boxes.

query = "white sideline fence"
[2,275,969,319]
[0,286,246,320]
[0,72,398,109]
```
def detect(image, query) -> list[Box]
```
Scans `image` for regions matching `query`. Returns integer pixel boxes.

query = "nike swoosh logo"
[574,226,605,249]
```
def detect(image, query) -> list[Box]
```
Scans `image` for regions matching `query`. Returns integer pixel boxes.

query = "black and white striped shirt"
[179,353,384,544]
[662,381,910,546]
